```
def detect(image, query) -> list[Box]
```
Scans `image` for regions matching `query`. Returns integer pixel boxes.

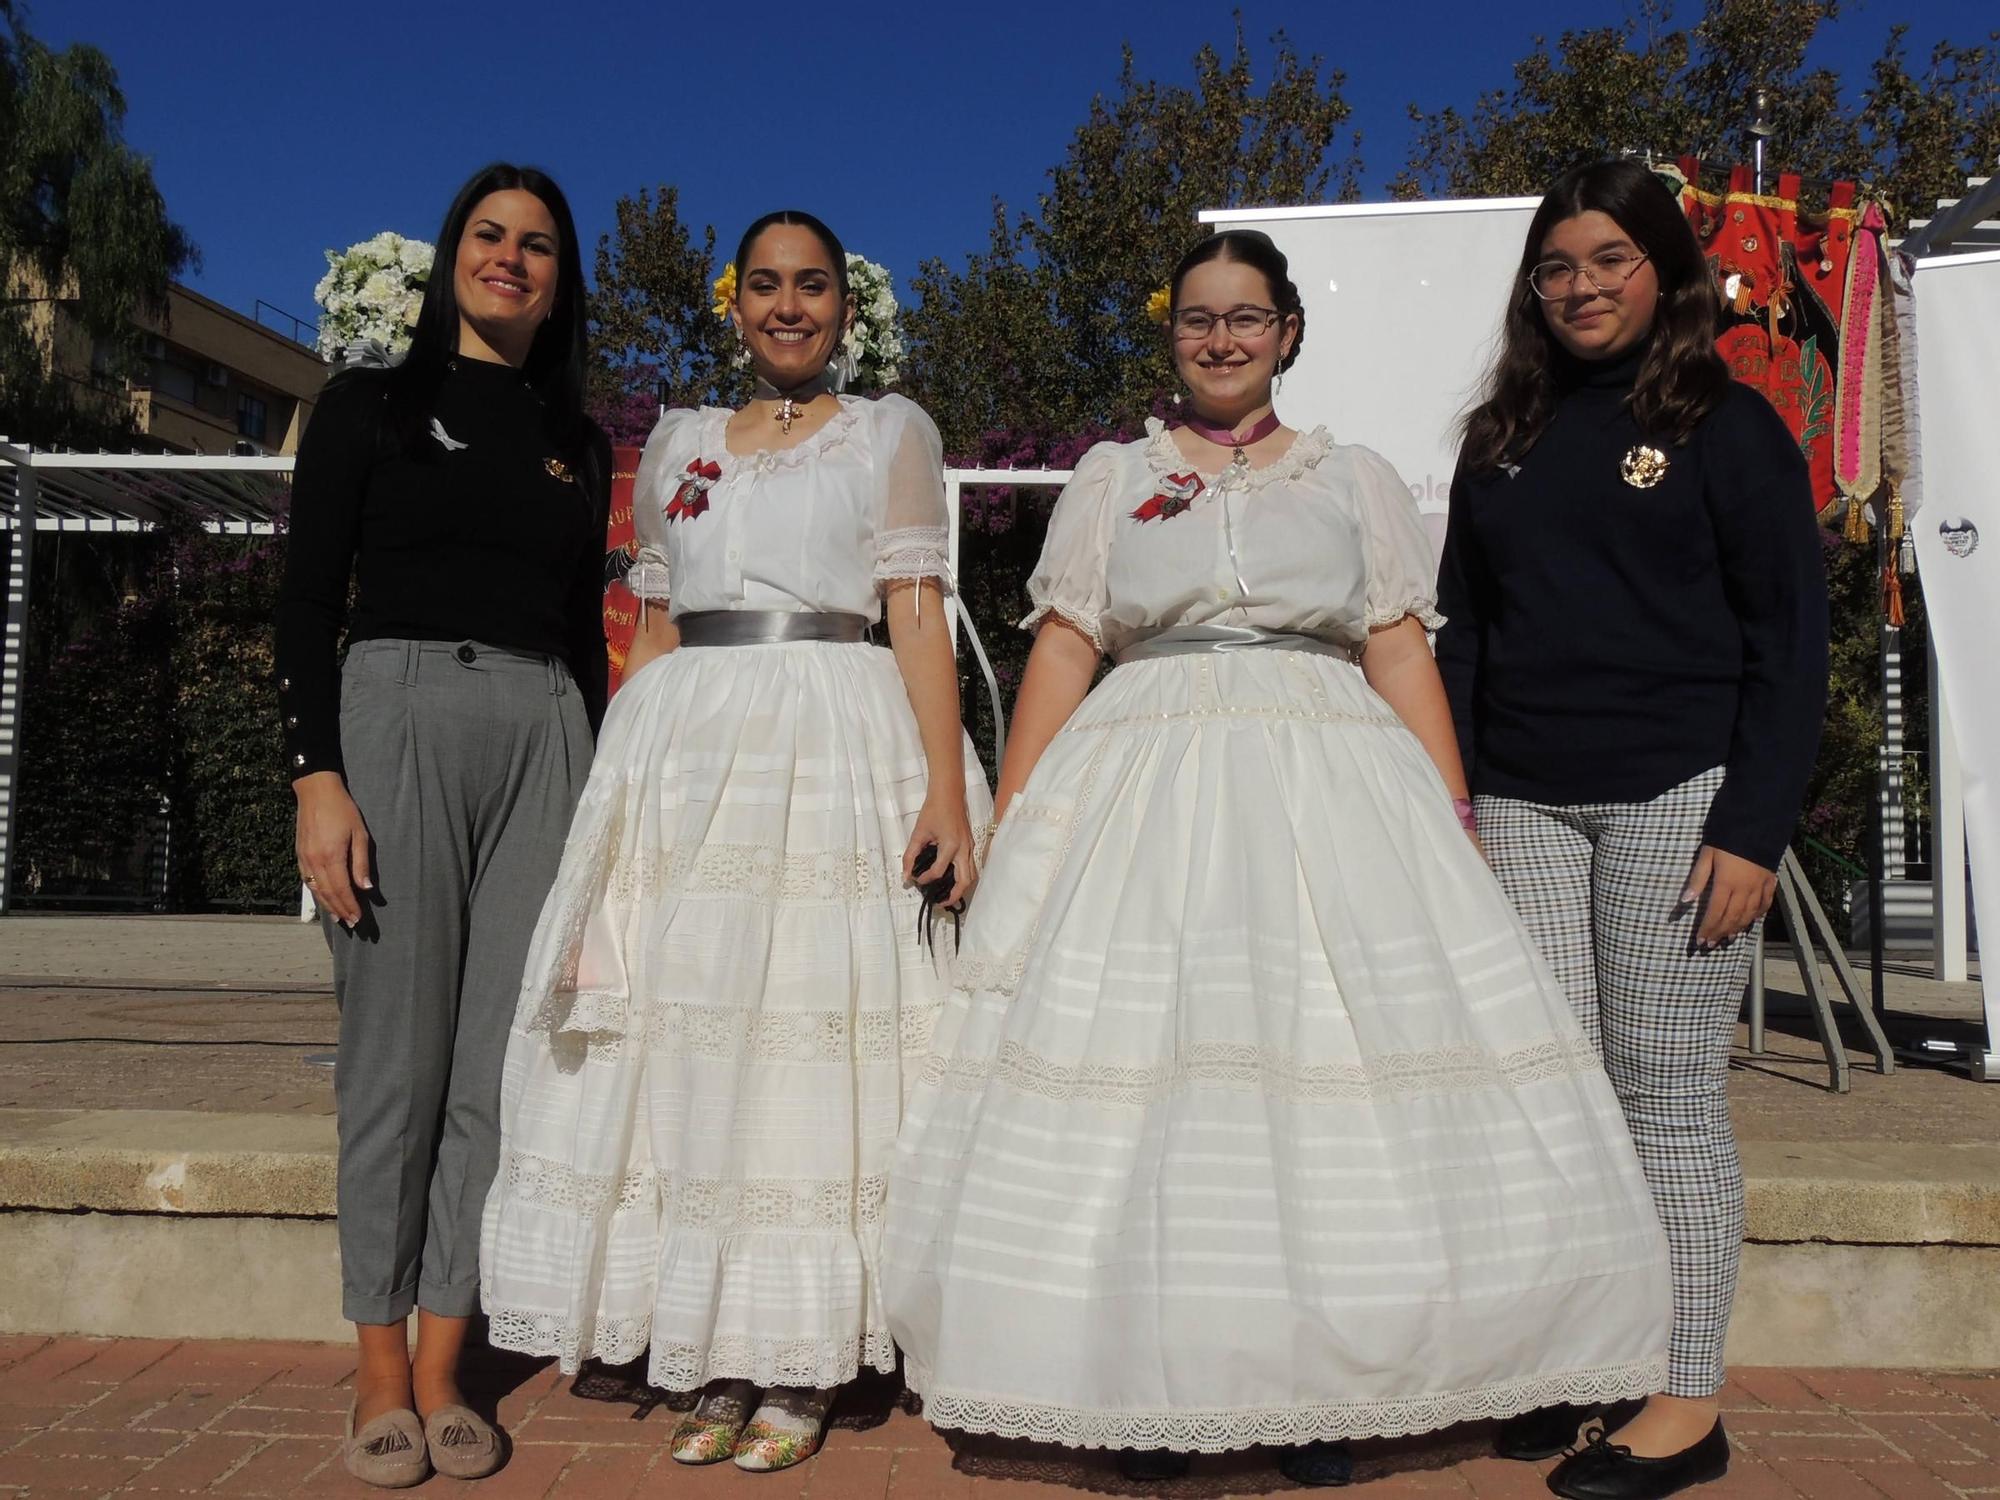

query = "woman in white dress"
[882,230,1674,1487]
[481,210,991,1475]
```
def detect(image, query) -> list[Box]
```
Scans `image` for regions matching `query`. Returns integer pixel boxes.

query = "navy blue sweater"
[1434,348,1829,870]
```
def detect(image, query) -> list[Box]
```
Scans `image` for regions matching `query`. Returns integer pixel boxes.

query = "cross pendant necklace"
[756,375,830,438]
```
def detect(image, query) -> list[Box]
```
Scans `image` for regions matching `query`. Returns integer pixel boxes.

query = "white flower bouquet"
[836,253,904,391]
[312,232,434,362]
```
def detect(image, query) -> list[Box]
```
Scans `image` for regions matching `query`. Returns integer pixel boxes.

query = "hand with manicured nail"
[294,772,374,926]
[1680,844,1775,950]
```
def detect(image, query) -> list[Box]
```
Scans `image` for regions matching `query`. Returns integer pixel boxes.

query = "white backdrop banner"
[1205,199,1541,555]
[1910,247,1999,1051]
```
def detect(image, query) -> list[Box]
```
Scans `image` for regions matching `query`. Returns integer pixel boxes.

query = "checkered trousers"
[1477,767,1753,1399]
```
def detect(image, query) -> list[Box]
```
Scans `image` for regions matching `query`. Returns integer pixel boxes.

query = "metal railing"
[253,300,319,350]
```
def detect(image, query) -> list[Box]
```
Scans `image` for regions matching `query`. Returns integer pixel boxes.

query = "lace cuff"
[1019,598,1104,652]
[1365,599,1447,633]
[626,546,671,601]
[873,526,953,592]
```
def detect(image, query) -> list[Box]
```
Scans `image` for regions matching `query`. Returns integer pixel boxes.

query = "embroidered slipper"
[671,1379,759,1466]
[422,1403,503,1480]
[732,1386,833,1472]
[342,1402,429,1489]
[568,1358,650,1406]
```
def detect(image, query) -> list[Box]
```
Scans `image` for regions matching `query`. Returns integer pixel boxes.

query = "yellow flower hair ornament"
[711,263,738,321]
[1145,285,1172,327]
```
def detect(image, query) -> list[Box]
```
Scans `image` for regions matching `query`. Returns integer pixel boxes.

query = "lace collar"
[1141,416,1332,490]
[701,396,865,475]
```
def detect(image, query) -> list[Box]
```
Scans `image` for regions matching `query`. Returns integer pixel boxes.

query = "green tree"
[905,27,1357,457]
[1391,0,2000,234]
[0,2,195,446]
[586,185,741,441]
[1853,28,2000,233]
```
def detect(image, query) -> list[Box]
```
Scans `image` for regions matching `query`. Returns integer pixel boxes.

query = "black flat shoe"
[1277,1440,1354,1487]
[1496,1399,1647,1461]
[1546,1418,1730,1499]
[1116,1448,1192,1482]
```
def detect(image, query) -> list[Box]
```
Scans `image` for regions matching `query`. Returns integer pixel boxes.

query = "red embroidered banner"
[1676,162,1880,525]
[602,444,642,695]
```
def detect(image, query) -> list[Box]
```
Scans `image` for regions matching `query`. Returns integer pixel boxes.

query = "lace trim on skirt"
[918,1033,1605,1107]
[485,1309,897,1391]
[905,1354,1668,1452]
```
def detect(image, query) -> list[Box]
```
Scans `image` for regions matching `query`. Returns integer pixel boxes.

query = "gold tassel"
[1844,495,1871,544]
[1884,481,1907,624]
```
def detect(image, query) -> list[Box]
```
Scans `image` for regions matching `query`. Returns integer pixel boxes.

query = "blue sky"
[42,0,1997,339]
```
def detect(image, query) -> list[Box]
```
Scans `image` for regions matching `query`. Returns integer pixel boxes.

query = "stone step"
[2,1109,1997,1366]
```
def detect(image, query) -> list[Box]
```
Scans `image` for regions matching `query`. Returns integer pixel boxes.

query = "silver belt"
[1114,623,1353,665]
[674,610,872,647]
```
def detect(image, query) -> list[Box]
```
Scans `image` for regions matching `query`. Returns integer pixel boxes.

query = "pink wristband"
[1451,797,1477,833]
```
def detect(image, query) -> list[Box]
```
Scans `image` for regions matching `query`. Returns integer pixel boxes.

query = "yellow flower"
[711,262,737,321]
[1144,285,1172,326]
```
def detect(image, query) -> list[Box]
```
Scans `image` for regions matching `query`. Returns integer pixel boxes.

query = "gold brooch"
[1620,445,1669,488]
[544,457,575,484]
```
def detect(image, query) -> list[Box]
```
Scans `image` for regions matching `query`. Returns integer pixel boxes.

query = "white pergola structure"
[0,446,1057,914]
[0,444,292,912]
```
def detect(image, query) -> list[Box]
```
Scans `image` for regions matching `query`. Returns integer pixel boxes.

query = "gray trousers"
[327,638,590,1324]
[1478,768,1754,1398]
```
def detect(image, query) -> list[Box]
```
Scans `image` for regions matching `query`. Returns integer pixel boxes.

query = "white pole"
[945,475,961,649]
[0,458,38,914]
[1881,623,1908,880]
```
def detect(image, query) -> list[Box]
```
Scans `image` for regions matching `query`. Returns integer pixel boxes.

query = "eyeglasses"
[1527,251,1651,301]
[1170,306,1281,339]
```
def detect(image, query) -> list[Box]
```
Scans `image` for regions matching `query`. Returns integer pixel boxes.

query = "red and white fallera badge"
[666,458,721,522]
[1132,471,1204,523]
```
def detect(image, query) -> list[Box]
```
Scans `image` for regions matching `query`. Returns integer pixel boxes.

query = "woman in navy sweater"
[1436,158,1828,1500]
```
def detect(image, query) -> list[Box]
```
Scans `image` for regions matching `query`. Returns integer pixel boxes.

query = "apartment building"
[29,277,327,454]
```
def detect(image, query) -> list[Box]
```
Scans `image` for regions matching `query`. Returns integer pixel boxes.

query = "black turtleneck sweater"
[273,358,611,780]
[1434,347,1829,870]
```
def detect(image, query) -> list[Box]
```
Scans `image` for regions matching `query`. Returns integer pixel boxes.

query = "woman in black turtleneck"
[273,162,608,1489]
[1436,159,1827,1500]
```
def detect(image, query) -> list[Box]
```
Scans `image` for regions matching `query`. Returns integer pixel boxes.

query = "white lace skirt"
[881,648,1672,1451]
[481,639,992,1391]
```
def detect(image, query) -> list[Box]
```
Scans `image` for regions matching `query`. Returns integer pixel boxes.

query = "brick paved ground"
[0,1338,1994,1498]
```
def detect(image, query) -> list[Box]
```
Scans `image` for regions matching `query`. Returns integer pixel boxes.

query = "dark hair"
[734,210,850,299]
[1168,230,1306,373]
[1460,157,1727,475]
[340,162,600,496]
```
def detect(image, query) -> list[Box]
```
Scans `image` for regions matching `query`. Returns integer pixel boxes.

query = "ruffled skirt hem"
[485,1303,898,1391]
